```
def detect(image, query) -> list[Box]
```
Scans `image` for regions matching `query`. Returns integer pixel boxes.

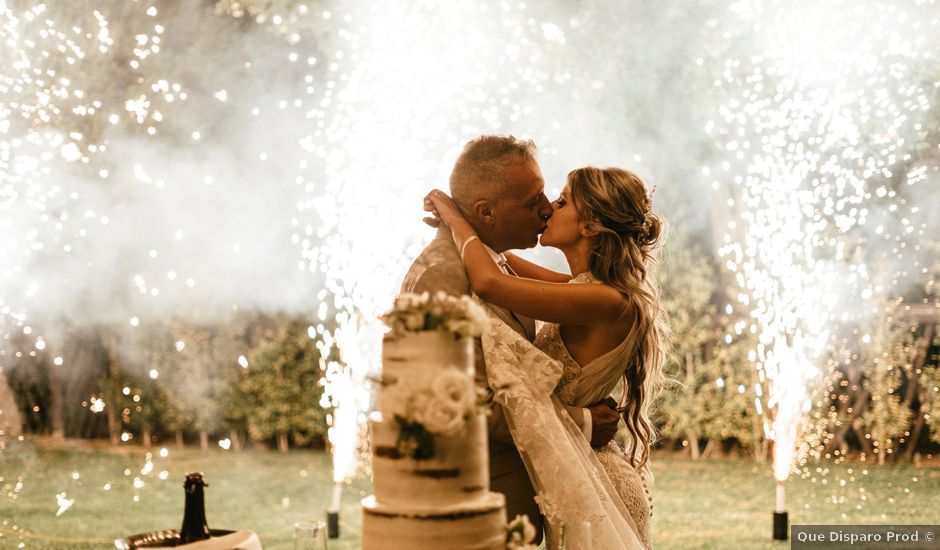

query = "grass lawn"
[2,440,939,549]
[650,455,940,549]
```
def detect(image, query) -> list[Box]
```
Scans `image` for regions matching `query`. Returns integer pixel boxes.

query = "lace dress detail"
[534,272,653,550]
[534,322,582,405]
[480,300,646,550]
[595,444,653,549]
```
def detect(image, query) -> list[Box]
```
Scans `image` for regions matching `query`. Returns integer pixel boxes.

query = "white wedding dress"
[480,274,653,550]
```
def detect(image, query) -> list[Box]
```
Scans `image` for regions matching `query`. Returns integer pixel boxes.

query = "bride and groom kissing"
[400,135,666,549]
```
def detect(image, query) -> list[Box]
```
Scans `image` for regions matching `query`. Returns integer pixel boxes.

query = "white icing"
[362,494,506,550]
[381,332,472,377]
[363,331,506,549]
[370,412,489,508]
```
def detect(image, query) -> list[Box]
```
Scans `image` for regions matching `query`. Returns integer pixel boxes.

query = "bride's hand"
[424,189,466,229]
[422,192,442,227]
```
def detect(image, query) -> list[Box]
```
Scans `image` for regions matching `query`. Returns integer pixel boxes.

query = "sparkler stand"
[773,511,788,540]
[326,483,341,539]
[772,480,788,540]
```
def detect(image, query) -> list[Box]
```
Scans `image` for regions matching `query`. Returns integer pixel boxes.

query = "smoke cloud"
[0,0,936,415]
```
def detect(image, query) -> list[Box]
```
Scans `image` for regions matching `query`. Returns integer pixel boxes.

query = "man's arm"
[586,398,621,447]
[403,262,467,297]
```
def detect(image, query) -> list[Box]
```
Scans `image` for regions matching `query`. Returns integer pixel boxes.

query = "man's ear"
[580,222,599,238]
[473,200,496,225]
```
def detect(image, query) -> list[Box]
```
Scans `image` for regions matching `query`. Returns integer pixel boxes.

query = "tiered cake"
[362,330,507,550]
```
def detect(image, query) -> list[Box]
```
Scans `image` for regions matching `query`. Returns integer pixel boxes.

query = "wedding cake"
[362,293,507,550]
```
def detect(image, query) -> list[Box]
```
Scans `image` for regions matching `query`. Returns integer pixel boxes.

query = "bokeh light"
[0,0,937,539]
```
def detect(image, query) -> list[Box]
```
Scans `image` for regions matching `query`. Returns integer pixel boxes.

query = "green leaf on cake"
[423,313,443,331]
[394,415,436,460]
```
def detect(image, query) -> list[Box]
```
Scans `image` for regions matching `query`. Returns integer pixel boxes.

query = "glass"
[558,521,593,550]
[293,520,328,550]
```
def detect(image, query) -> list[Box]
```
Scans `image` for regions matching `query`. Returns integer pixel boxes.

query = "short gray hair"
[449,135,537,211]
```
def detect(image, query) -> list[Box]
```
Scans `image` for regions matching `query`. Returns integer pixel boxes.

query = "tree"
[238,316,326,452]
[854,300,916,465]
[700,330,766,460]
[915,257,940,449]
[918,332,940,446]
[98,327,126,446]
[0,368,23,440]
[4,330,51,435]
[120,374,179,448]
[215,312,256,451]
[655,218,718,459]
[168,320,226,451]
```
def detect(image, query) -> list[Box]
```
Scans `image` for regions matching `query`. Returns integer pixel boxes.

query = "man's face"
[490,159,553,251]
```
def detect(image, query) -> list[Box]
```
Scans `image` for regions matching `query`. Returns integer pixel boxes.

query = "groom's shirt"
[479,243,536,341]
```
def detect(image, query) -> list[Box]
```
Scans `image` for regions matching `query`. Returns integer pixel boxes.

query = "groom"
[400,135,621,542]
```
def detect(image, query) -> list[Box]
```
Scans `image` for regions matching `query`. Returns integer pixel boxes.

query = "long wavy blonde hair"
[568,166,667,469]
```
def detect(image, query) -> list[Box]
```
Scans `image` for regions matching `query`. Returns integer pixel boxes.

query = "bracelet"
[460,235,479,261]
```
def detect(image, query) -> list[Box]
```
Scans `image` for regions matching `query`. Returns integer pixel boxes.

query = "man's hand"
[587,397,620,448]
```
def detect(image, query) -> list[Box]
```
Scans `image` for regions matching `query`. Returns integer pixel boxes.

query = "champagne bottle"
[179,472,211,543]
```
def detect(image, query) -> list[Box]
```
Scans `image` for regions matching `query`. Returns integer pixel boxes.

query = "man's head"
[449,135,552,252]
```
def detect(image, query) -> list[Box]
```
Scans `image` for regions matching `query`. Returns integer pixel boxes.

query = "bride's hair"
[568,166,667,470]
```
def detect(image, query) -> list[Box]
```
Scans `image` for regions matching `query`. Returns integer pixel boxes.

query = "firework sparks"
[3,0,568,504]
[283,0,571,483]
[0,2,937,541]
[55,492,74,516]
[712,0,938,483]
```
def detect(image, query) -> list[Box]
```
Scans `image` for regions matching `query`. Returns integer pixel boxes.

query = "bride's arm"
[426,190,629,326]
[502,252,572,283]
[468,265,627,326]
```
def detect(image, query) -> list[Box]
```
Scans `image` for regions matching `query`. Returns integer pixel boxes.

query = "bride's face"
[539,185,583,248]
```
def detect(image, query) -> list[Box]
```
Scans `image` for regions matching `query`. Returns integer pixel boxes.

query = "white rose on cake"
[381,291,489,337]
[398,291,429,311]
[505,515,538,549]
[429,291,448,317]
[414,397,465,436]
[403,312,426,331]
[445,319,474,337]
[431,369,476,411]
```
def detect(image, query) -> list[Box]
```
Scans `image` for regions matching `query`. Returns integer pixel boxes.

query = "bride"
[425,166,666,550]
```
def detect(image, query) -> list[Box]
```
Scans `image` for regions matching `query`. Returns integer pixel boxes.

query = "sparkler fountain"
[1,0,938,546]
[710,0,939,540]
[288,2,580,533]
[323,325,379,539]
[323,368,351,538]
[0,1,577,540]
